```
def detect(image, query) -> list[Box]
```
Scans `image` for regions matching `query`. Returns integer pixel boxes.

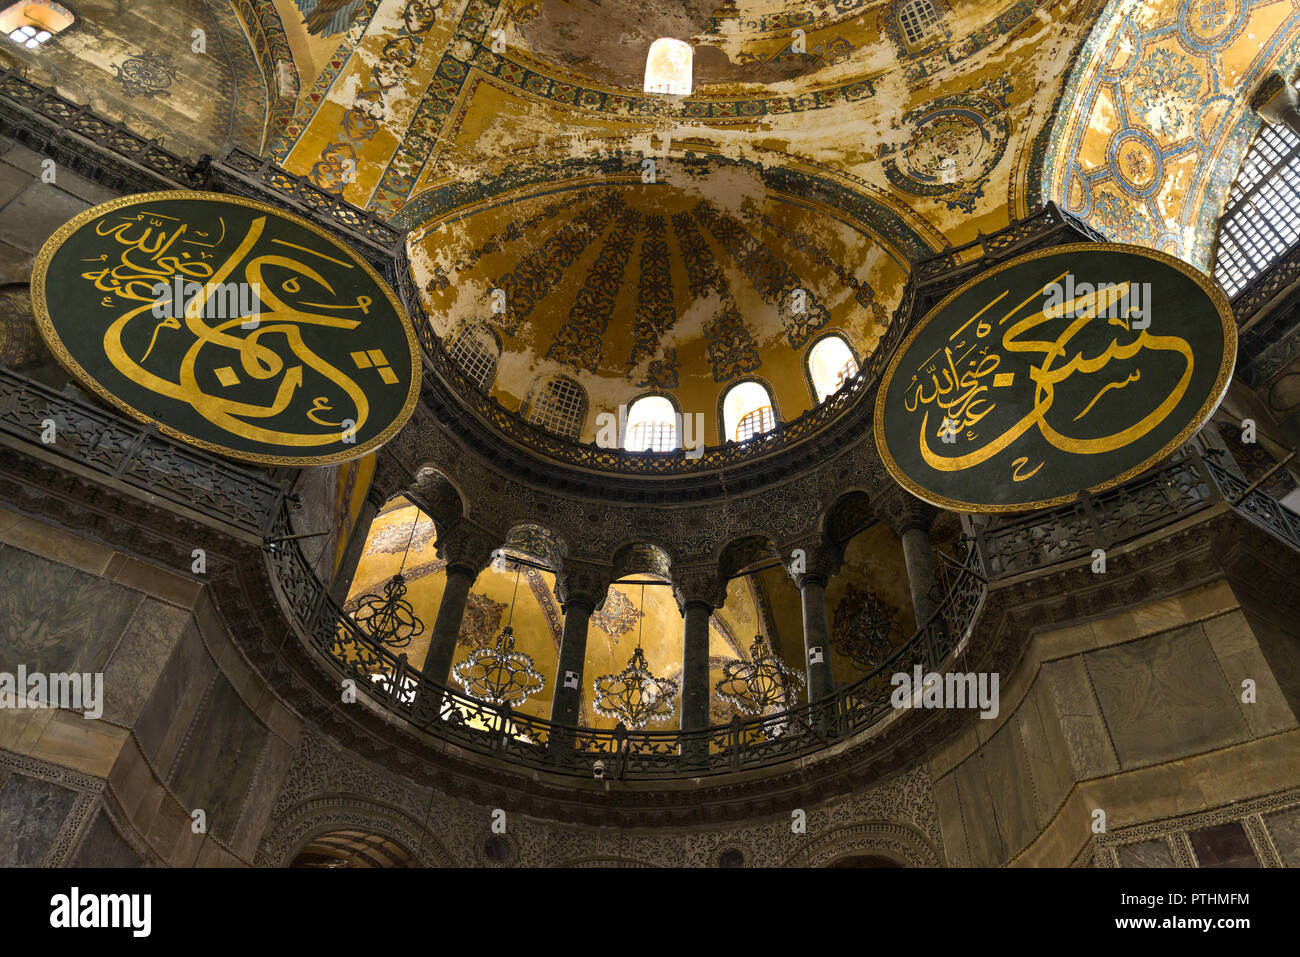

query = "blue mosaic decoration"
[882,89,1011,214]
[1040,0,1300,267]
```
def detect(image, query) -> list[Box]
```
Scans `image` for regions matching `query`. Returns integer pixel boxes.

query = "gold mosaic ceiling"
[271,0,1098,422]
[263,0,1300,437]
[409,155,900,432]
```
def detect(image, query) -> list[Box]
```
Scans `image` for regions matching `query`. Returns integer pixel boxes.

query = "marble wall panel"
[1116,838,1176,867]
[0,771,77,866]
[167,675,269,845]
[67,808,144,868]
[0,544,142,675]
[1085,624,1250,770]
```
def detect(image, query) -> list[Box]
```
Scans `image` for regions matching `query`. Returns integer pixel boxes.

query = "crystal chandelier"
[715,634,805,716]
[350,508,425,648]
[593,584,677,728]
[452,563,545,706]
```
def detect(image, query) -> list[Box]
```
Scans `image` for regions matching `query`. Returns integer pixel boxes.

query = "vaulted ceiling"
[268,0,1101,425]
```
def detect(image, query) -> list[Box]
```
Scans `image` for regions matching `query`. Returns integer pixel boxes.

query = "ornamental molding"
[4,442,1297,831]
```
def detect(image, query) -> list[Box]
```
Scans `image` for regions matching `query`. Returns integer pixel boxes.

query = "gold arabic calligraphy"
[903,272,1194,479]
[76,206,385,448]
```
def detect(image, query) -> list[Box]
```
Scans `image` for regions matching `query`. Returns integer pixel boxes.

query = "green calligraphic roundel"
[32,191,420,466]
[874,243,1236,512]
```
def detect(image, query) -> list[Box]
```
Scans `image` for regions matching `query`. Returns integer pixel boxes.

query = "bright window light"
[808,335,858,402]
[0,2,73,49]
[644,38,692,96]
[625,395,678,451]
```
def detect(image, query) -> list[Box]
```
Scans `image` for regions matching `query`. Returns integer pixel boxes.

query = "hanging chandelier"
[351,573,424,648]
[831,587,902,671]
[592,584,677,729]
[715,634,805,716]
[349,508,425,648]
[452,563,545,706]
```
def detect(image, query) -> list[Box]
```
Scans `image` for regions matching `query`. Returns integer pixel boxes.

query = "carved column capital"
[876,486,939,538]
[434,523,497,578]
[1252,72,1300,136]
[367,450,412,509]
[554,557,613,612]
[670,564,726,615]
[780,536,842,590]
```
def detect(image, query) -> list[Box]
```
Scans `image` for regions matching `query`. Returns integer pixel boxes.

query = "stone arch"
[257,795,456,868]
[407,467,468,533]
[1037,0,1300,265]
[611,540,674,582]
[290,828,420,867]
[785,820,942,868]
[502,521,569,570]
[821,488,876,548]
[718,534,780,580]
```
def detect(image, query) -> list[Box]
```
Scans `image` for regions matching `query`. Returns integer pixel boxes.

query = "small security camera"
[592,760,605,780]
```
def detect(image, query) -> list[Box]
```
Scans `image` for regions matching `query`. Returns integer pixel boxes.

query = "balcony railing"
[266,499,988,779]
[4,366,1300,779]
[0,367,284,540]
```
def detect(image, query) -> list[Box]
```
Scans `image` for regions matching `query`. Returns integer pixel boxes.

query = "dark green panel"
[167,675,268,844]
[875,243,1235,511]
[32,191,419,466]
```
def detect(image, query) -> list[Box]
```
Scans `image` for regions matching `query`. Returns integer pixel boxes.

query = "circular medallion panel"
[32,191,420,466]
[873,243,1235,512]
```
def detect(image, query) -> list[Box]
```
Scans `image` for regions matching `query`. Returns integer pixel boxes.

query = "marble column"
[880,488,943,627]
[671,567,725,730]
[422,561,477,685]
[550,596,595,726]
[680,600,713,732]
[785,541,842,702]
[898,523,942,626]
[413,528,495,722]
[549,560,611,731]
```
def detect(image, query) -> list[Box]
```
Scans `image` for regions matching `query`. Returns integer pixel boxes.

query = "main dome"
[407,152,915,448]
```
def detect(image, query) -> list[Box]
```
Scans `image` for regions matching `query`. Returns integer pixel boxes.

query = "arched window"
[897,0,940,45]
[644,38,692,96]
[1,2,74,48]
[1214,110,1300,297]
[625,394,678,451]
[807,335,859,402]
[523,375,587,439]
[722,381,776,443]
[447,322,499,392]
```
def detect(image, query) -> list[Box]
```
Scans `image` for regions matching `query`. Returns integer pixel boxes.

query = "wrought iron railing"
[266,497,988,779]
[5,367,1300,779]
[974,450,1300,578]
[0,366,284,539]
[0,67,205,193]
[210,147,402,266]
[268,445,1300,780]
[0,68,401,271]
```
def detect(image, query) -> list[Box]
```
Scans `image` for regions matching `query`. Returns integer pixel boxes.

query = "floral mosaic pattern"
[589,587,643,642]
[1043,0,1300,266]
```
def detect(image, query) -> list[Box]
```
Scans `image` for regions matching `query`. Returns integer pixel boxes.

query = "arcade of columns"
[327,460,949,730]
